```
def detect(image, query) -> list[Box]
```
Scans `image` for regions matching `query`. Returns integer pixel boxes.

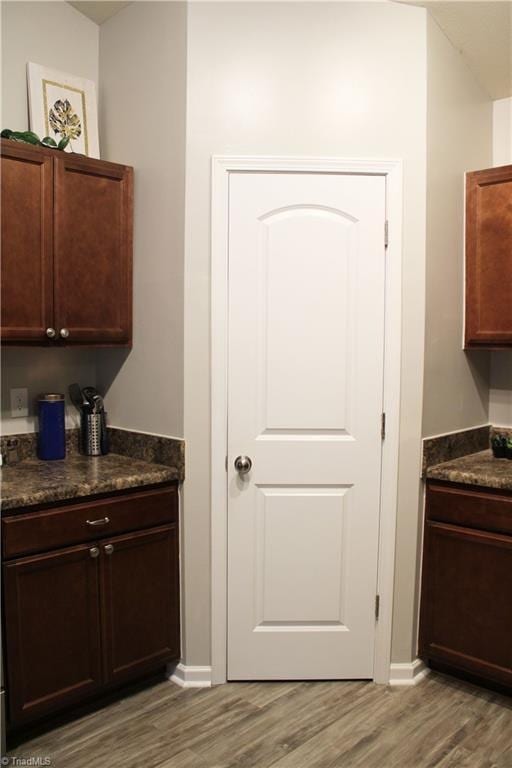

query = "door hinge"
[384,220,389,249]
[381,412,386,440]
[375,594,380,620]
[225,456,228,472]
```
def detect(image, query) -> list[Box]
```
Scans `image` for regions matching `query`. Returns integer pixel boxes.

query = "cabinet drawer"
[2,485,177,559]
[427,483,512,535]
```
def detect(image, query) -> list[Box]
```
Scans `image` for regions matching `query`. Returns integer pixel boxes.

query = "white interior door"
[227,171,386,680]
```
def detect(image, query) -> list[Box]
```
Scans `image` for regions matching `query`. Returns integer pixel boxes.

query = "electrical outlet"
[10,387,28,418]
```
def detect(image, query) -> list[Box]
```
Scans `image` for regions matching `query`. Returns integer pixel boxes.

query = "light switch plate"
[10,387,28,418]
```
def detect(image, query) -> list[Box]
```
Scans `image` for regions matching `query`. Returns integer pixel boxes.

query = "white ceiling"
[403,1,511,99]
[69,2,132,26]
[68,1,511,99]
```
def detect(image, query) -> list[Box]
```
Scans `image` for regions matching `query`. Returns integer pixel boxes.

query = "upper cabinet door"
[465,164,512,348]
[54,154,133,345]
[1,141,54,342]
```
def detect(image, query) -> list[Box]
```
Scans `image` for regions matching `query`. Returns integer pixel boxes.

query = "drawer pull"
[104,544,114,555]
[86,516,110,527]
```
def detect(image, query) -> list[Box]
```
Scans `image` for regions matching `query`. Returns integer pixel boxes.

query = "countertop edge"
[426,468,512,492]
[1,456,182,514]
[425,449,512,493]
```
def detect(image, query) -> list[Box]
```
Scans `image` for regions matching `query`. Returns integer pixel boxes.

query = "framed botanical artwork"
[27,62,100,158]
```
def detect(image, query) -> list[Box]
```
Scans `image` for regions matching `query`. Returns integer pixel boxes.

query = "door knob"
[104,544,114,555]
[89,547,100,558]
[234,455,252,475]
[60,328,70,339]
[46,327,56,339]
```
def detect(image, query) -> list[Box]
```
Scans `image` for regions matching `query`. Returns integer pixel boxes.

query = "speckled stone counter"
[426,449,512,492]
[421,425,491,476]
[0,426,185,512]
[106,427,184,475]
[1,452,180,513]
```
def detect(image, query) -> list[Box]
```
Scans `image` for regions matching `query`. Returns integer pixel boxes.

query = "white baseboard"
[168,660,428,688]
[167,662,212,688]
[389,659,430,686]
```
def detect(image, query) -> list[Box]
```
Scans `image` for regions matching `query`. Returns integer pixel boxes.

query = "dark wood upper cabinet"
[0,140,133,346]
[465,164,512,348]
[54,154,132,344]
[1,141,54,341]
[3,543,103,724]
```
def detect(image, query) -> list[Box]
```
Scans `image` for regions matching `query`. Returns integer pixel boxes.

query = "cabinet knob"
[60,328,70,339]
[89,547,100,559]
[46,327,56,339]
[104,544,114,556]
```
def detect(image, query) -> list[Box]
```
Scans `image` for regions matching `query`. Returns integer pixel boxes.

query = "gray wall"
[418,13,493,666]
[183,0,428,666]
[422,15,493,442]
[0,1,187,440]
[2,1,98,130]
[97,1,187,439]
[490,355,512,427]
[1,1,99,434]
[489,97,512,428]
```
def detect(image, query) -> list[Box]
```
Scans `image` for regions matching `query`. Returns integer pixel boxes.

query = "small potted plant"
[506,438,512,460]
[491,435,507,458]
[1,128,69,151]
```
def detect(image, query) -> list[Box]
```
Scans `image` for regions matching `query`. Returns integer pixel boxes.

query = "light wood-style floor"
[8,671,512,768]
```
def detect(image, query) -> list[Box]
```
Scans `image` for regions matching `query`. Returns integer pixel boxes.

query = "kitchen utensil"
[69,383,109,456]
[69,383,87,413]
[91,393,104,413]
[82,387,104,413]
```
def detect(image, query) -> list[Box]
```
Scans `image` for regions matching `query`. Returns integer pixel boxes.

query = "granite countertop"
[426,449,512,492]
[1,453,180,513]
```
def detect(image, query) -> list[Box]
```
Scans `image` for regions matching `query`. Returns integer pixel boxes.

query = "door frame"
[211,156,403,684]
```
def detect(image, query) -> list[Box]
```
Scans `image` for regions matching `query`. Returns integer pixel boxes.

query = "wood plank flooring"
[7,671,512,768]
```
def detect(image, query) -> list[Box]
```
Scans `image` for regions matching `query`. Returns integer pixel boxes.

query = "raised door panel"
[1,141,53,342]
[419,520,512,687]
[101,525,180,685]
[465,165,512,347]
[3,543,103,724]
[54,154,133,345]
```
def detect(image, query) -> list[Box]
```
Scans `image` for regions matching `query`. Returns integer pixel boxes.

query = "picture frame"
[27,62,100,158]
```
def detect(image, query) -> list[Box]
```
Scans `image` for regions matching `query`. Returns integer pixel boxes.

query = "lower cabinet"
[2,485,180,727]
[101,526,180,685]
[419,482,512,688]
[4,543,104,723]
